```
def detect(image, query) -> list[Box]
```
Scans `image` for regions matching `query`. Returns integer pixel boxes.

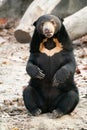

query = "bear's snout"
[43,22,55,38]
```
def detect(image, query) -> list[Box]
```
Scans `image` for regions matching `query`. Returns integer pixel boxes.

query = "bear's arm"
[53,53,76,87]
[26,54,45,79]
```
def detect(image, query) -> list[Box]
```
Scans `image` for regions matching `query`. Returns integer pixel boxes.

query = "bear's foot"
[30,108,42,116]
[52,109,64,118]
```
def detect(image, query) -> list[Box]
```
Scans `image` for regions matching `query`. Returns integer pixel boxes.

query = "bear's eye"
[51,20,55,25]
[41,22,44,27]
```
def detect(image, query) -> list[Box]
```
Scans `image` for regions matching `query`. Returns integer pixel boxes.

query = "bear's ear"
[61,18,64,22]
[58,16,64,22]
[33,21,36,26]
[33,21,37,26]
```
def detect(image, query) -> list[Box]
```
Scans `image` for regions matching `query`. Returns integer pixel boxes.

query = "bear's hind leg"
[23,86,42,116]
[52,90,79,118]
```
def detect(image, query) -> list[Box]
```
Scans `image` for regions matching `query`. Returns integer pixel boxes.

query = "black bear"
[23,14,79,118]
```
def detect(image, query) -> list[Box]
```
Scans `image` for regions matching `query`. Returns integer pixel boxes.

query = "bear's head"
[30,15,72,53]
[33,15,63,38]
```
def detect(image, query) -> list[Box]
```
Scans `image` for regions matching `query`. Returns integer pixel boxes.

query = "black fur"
[23,15,79,117]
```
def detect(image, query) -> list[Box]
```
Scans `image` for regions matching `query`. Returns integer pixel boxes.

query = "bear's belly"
[36,52,65,80]
[30,52,68,99]
[30,78,61,100]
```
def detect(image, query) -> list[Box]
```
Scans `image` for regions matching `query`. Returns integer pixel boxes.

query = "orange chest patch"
[39,38,63,56]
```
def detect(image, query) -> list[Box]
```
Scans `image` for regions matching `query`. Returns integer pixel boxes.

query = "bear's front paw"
[36,67,45,79]
[52,78,59,87]
[27,64,45,79]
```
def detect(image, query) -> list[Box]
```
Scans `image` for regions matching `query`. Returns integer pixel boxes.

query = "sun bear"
[23,15,79,118]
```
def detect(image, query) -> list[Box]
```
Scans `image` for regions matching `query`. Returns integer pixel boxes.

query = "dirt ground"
[0,20,87,130]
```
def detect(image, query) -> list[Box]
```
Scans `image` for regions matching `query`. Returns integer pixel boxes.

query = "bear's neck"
[43,38,56,50]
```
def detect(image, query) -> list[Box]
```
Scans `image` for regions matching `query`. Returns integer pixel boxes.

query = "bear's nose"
[44,28,50,33]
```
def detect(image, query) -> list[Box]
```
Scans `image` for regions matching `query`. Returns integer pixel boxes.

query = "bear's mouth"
[44,32,53,38]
